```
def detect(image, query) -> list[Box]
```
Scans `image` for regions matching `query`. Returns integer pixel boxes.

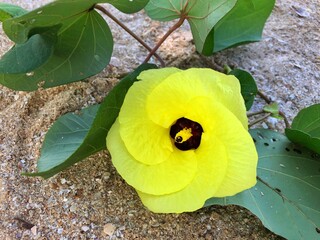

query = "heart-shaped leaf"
[0,0,150,91]
[0,9,113,90]
[3,0,149,43]
[145,0,237,55]
[0,2,27,22]
[205,129,320,240]
[228,68,257,111]
[286,104,320,154]
[212,0,275,52]
[25,64,157,179]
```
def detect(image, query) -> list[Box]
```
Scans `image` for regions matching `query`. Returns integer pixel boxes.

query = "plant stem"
[95,5,165,67]
[257,90,291,128]
[257,90,271,103]
[223,64,232,74]
[247,110,265,117]
[143,15,186,64]
[249,113,272,128]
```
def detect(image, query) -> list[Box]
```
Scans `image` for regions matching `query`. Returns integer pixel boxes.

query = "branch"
[249,113,272,128]
[143,15,186,64]
[95,5,165,67]
[247,110,265,117]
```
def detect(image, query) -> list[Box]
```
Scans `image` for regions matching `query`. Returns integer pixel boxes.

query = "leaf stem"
[143,15,186,64]
[257,90,291,128]
[249,113,272,127]
[95,5,165,67]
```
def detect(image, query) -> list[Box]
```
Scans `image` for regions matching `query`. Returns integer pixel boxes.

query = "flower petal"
[147,68,248,129]
[188,98,257,196]
[107,120,198,195]
[137,99,257,213]
[107,67,257,213]
[212,121,258,197]
[119,68,181,165]
[138,133,228,213]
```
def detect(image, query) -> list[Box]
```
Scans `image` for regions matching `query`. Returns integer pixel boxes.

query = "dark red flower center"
[170,117,203,151]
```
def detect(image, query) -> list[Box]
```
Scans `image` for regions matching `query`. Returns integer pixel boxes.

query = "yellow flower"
[106,68,258,213]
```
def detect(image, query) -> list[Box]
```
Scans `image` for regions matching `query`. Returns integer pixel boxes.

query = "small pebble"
[31,225,37,235]
[291,5,310,18]
[70,204,77,212]
[103,223,116,236]
[60,178,67,184]
[81,225,90,232]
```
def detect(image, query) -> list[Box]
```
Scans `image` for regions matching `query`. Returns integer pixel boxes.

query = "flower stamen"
[170,117,203,151]
[175,128,193,143]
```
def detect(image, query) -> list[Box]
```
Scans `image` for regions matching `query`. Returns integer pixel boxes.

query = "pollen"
[175,128,193,143]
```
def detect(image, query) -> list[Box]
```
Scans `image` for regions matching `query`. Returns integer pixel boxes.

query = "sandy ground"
[0,0,319,239]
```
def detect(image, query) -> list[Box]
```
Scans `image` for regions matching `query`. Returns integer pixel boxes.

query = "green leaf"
[3,0,149,44]
[145,0,237,55]
[3,1,94,44]
[107,0,150,14]
[212,0,275,52]
[0,0,149,90]
[25,64,157,179]
[286,104,320,154]
[263,102,283,119]
[0,26,58,74]
[205,129,320,240]
[0,3,27,22]
[25,105,100,178]
[229,68,257,111]
[0,10,113,90]
[144,0,183,21]
[263,102,279,115]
